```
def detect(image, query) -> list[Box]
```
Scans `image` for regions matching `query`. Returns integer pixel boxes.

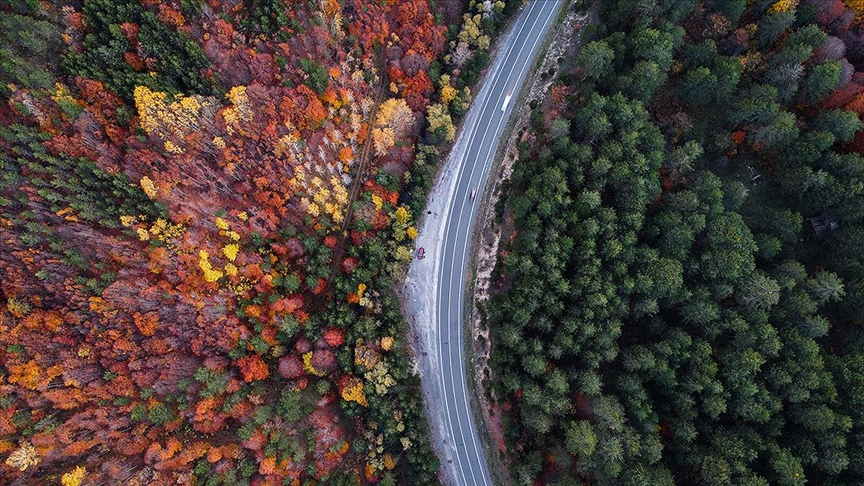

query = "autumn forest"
[6,0,864,485]
[0,0,505,483]
[489,0,864,484]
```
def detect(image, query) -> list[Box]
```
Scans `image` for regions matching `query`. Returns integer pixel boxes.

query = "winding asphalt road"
[429,2,563,484]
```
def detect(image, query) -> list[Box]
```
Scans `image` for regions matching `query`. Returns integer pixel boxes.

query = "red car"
[417,247,425,259]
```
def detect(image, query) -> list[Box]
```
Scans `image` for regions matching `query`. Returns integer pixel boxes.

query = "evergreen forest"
[490,0,864,484]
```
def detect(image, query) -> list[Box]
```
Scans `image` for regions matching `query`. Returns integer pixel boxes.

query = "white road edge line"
[448,5,559,486]
[437,4,541,484]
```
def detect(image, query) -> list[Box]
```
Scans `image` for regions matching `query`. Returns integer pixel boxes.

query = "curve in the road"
[434,2,563,485]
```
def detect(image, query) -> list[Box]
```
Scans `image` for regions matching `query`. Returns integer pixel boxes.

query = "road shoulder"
[463,3,591,483]
[399,5,542,485]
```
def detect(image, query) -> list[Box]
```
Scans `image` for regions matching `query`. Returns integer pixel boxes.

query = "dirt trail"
[311,58,387,313]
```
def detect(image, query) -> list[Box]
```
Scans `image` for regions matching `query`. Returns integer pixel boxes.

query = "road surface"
[406,2,564,485]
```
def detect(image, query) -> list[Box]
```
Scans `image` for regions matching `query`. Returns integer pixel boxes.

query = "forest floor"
[401,2,588,484]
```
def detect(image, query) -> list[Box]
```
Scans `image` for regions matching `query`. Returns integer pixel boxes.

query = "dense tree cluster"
[0,0,487,482]
[490,0,864,484]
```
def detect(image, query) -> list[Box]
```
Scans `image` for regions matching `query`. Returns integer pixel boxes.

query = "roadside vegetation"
[489,0,864,484]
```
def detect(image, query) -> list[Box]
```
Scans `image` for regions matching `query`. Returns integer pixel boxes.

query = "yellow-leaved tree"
[768,0,798,13]
[372,127,395,156]
[341,376,368,406]
[223,85,253,134]
[133,86,215,149]
[458,13,490,50]
[198,250,224,283]
[5,441,39,471]
[372,98,414,156]
[296,175,348,224]
[394,206,410,225]
[439,74,457,105]
[61,466,86,486]
[140,176,158,199]
[365,361,395,395]
[426,103,455,142]
[847,0,864,18]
